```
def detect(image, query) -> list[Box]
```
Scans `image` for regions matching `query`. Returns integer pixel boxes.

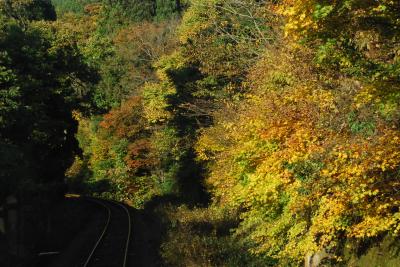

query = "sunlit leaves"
[283,0,400,81]
[179,0,277,79]
[197,42,400,263]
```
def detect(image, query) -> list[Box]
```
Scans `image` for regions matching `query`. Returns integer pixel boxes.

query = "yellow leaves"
[311,205,346,247]
[312,88,337,112]
[337,151,348,160]
[196,130,226,161]
[392,213,400,235]
[155,52,187,73]
[72,110,83,121]
[195,25,400,261]
[142,54,183,124]
[350,216,395,238]
[281,1,317,39]
[376,203,391,213]
[142,82,173,124]
[354,84,379,108]
[178,0,216,44]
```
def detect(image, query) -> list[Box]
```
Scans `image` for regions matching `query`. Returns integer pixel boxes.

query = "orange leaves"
[124,139,154,172]
[99,96,144,138]
[96,95,158,174]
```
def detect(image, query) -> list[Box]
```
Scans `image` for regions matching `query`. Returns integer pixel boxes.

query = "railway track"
[39,197,133,267]
[83,198,132,267]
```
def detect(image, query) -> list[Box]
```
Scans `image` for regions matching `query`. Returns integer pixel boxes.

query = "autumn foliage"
[190,1,400,264]
[56,0,400,265]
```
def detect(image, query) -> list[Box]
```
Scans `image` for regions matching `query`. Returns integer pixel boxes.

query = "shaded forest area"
[1,0,400,266]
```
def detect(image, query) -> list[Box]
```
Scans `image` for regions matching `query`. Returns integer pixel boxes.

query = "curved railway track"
[83,198,132,267]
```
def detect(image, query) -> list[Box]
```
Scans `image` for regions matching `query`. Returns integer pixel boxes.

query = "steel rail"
[109,200,132,267]
[83,198,131,267]
[83,198,111,267]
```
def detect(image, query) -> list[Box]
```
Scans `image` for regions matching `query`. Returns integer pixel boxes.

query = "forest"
[1,0,400,266]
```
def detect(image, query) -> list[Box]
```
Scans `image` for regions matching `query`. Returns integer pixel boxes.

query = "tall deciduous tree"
[0,0,56,28]
[0,8,94,199]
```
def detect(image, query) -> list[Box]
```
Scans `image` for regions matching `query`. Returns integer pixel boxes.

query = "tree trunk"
[176,0,181,13]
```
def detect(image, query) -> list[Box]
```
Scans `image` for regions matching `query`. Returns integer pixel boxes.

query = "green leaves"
[347,111,376,136]
[284,159,323,183]
[0,11,95,198]
[0,0,56,28]
[313,4,334,20]
[0,58,20,121]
